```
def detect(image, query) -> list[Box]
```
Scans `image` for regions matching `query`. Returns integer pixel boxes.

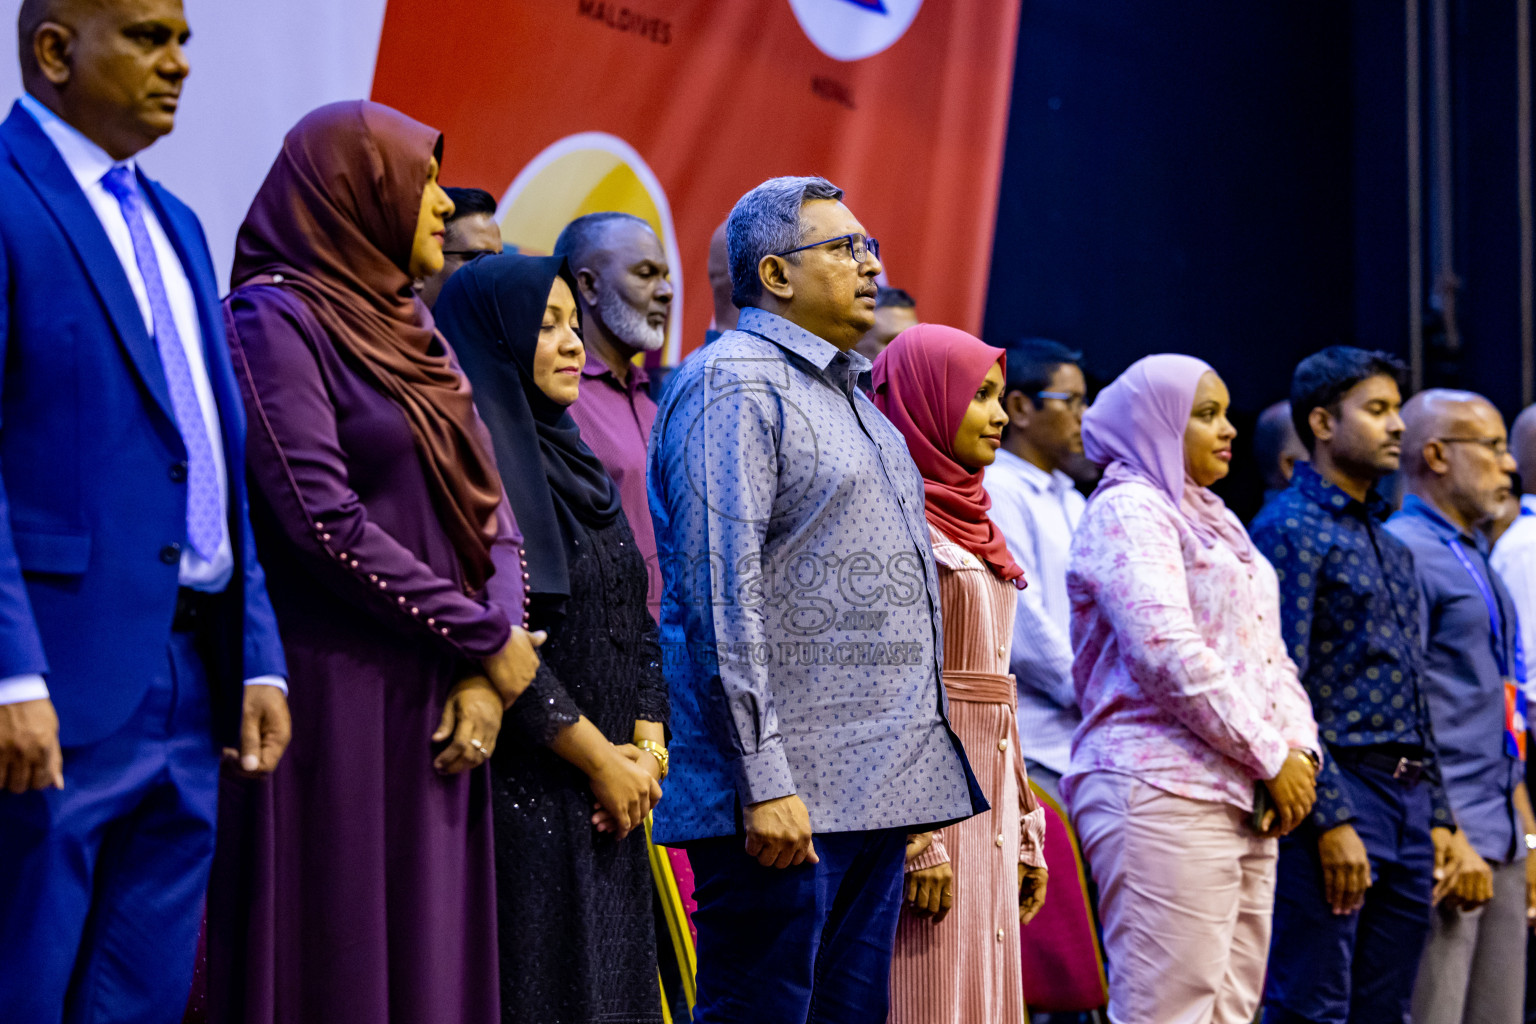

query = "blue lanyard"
[1445,538,1522,682]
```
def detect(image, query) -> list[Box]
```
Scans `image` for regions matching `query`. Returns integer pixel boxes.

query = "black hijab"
[433,253,623,610]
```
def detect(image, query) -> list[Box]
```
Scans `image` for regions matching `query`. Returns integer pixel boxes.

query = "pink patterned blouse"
[1062,481,1319,810]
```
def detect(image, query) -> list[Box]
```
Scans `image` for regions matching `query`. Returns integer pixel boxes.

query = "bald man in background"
[553,211,672,617]
[1387,390,1536,1023]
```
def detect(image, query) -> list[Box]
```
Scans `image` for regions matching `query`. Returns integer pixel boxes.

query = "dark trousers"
[1262,759,1435,1024]
[688,827,907,1024]
[0,631,219,1024]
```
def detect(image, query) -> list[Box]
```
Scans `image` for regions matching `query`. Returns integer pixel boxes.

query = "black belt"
[173,587,217,633]
[1330,744,1429,784]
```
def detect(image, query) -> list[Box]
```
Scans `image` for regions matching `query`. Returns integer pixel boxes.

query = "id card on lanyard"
[1446,539,1528,760]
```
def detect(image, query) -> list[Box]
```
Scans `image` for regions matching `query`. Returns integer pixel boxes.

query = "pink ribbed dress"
[889,525,1047,1024]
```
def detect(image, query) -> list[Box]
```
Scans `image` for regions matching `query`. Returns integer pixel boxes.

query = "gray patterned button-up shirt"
[647,308,980,842]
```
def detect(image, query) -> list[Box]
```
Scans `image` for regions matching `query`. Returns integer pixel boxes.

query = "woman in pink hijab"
[1064,354,1321,1023]
[873,325,1047,1024]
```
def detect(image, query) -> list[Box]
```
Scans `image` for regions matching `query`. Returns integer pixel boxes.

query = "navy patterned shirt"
[646,308,981,842]
[1250,463,1452,829]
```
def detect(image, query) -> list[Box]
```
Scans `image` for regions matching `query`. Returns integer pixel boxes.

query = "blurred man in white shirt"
[983,338,1087,804]
[1491,403,1536,705]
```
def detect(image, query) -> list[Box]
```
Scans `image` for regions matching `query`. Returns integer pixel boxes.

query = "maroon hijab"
[230,101,503,588]
[872,324,1026,587]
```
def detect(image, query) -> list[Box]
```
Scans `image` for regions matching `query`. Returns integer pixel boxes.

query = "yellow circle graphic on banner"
[497,133,682,363]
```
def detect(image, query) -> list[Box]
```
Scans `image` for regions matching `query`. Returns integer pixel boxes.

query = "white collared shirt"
[0,97,282,705]
[983,447,1086,774]
[1491,493,1536,703]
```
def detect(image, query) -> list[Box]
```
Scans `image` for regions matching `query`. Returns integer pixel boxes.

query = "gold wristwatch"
[637,739,669,780]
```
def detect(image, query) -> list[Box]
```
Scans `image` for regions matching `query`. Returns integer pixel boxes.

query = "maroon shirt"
[568,358,660,612]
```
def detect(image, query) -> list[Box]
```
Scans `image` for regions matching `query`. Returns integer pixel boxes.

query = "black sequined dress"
[490,512,670,1024]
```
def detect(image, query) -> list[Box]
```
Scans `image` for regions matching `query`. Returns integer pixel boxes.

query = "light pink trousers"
[1070,771,1277,1024]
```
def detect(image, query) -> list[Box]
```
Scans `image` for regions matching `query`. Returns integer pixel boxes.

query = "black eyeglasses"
[772,233,880,264]
[441,248,499,260]
[1436,436,1510,457]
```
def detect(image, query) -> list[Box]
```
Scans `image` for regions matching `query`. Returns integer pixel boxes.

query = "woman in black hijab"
[434,253,669,1024]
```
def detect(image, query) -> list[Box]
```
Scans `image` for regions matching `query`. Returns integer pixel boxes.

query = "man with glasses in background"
[416,186,504,308]
[1389,390,1536,1023]
[982,338,1087,805]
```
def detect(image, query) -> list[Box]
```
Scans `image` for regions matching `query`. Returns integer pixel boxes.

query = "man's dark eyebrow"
[122,19,190,39]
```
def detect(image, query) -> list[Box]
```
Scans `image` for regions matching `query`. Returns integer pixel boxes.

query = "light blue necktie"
[101,165,221,561]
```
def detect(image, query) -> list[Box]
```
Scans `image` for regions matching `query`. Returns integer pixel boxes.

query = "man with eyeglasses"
[1387,389,1536,1022]
[416,186,504,308]
[981,337,1086,806]
[648,175,983,1024]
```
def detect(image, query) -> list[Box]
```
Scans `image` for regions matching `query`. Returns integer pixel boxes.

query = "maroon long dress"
[206,284,525,1023]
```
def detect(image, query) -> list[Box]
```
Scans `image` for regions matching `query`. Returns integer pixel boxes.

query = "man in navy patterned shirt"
[1255,347,1465,1024]
[648,176,983,1024]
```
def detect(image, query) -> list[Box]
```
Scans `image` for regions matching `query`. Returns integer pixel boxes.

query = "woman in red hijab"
[874,324,1048,1024]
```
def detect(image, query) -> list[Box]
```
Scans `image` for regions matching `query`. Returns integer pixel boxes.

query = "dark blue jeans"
[1262,759,1435,1024]
[688,827,907,1024]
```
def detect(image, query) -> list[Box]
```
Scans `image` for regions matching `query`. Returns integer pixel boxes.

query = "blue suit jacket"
[0,103,285,747]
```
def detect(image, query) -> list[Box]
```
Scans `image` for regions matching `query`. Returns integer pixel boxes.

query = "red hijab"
[871,324,1026,588]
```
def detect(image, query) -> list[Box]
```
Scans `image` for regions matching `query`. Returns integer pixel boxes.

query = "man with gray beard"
[554,212,672,614]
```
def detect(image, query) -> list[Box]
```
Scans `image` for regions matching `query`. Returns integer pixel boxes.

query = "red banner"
[372,0,1022,360]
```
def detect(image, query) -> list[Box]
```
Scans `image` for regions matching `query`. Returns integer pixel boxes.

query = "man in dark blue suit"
[0,1,290,1020]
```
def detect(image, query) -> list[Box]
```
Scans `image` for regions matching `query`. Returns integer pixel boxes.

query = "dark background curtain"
[984,0,1530,521]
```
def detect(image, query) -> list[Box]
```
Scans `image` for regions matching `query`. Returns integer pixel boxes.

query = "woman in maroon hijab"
[873,325,1048,1024]
[206,101,543,1024]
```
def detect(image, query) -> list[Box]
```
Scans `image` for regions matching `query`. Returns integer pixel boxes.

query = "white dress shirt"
[1491,493,1536,704]
[983,448,1085,774]
[0,96,282,704]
